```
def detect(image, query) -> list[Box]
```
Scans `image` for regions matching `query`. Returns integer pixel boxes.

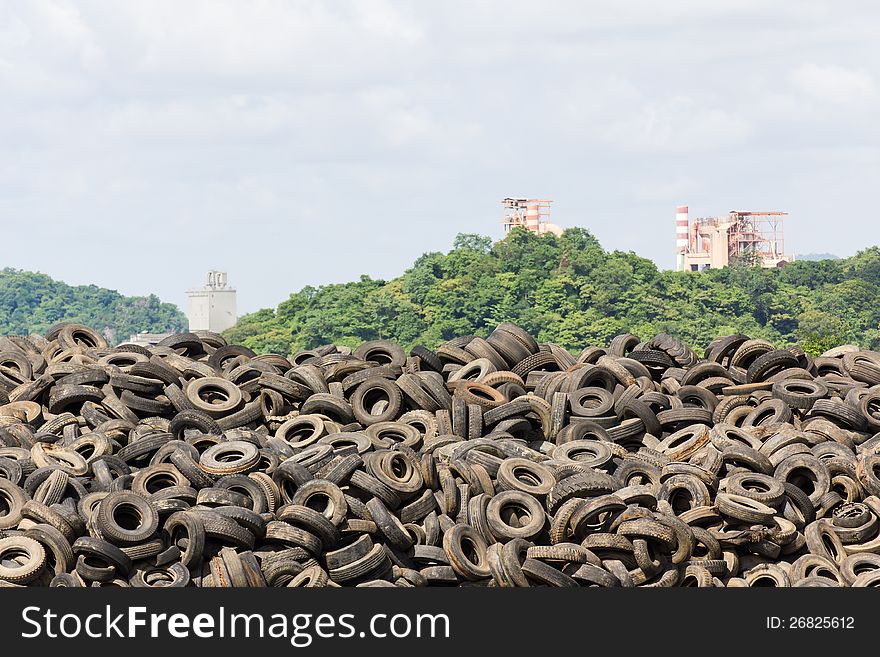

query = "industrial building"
[674,205,793,271]
[124,331,175,347]
[186,271,237,333]
[501,198,564,237]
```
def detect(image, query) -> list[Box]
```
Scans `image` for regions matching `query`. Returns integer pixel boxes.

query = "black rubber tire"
[772,379,828,410]
[199,441,261,476]
[442,524,490,580]
[277,504,341,550]
[409,346,443,373]
[366,497,413,552]
[495,458,556,497]
[521,558,578,587]
[716,493,776,525]
[162,511,206,569]
[775,453,831,508]
[746,350,800,383]
[300,393,356,425]
[264,521,322,555]
[72,536,133,576]
[0,535,47,584]
[486,490,546,541]
[328,543,390,583]
[726,472,785,508]
[546,471,616,514]
[129,562,191,588]
[184,377,244,417]
[351,379,403,426]
[291,479,348,526]
[96,492,160,546]
[168,410,223,440]
[810,399,868,432]
[0,479,27,530]
[354,340,407,368]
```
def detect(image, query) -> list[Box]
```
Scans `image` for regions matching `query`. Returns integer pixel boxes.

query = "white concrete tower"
[186,271,237,333]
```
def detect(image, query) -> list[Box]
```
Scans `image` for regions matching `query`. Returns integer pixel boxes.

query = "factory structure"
[501,198,564,237]
[499,199,794,273]
[131,202,798,348]
[186,271,237,333]
[674,205,793,272]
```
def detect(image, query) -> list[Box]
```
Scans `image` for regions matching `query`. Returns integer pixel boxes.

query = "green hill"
[0,268,187,344]
[224,228,880,357]
[796,253,840,261]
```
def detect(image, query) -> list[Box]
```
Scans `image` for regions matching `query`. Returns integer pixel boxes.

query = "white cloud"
[0,2,878,310]
[37,1,103,65]
[792,63,875,103]
[603,97,753,153]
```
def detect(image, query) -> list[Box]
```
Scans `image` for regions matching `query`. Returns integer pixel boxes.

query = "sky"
[1,1,878,315]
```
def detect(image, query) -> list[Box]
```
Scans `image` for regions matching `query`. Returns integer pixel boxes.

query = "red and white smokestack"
[675,205,689,254]
[526,201,540,232]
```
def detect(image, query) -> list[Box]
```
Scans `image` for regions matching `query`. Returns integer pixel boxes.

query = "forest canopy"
[224,227,880,357]
[0,268,187,344]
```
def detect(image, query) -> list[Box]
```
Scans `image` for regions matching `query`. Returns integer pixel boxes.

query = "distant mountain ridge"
[0,268,187,345]
[796,253,840,261]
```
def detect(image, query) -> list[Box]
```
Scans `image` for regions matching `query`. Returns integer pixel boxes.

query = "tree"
[0,268,186,344]
[452,233,492,254]
[728,246,763,269]
[796,310,850,356]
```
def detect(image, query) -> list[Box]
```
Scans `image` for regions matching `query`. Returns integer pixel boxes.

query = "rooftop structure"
[123,331,175,347]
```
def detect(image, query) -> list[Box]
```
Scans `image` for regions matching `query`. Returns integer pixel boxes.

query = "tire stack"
[1,323,880,587]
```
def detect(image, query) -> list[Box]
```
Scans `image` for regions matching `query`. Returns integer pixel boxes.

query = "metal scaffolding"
[675,207,792,271]
[501,198,562,236]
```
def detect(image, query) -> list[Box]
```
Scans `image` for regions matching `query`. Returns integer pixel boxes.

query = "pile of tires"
[1,323,880,587]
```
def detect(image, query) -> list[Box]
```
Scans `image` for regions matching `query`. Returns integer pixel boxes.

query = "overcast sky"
[1,2,878,314]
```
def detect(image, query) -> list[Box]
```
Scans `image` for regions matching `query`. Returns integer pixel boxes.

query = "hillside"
[0,268,187,344]
[224,228,880,357]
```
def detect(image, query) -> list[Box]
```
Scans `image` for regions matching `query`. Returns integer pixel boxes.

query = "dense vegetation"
[0,268,187,344]
[225,228,880,357]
